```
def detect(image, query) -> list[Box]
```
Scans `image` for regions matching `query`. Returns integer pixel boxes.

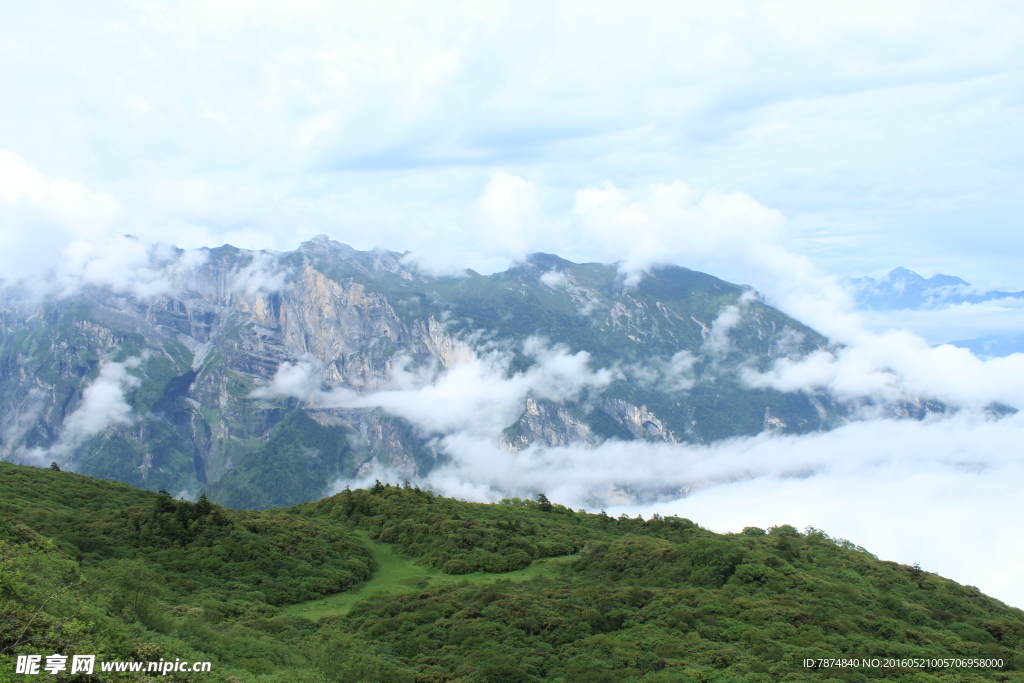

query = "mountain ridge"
[0,237,935,510]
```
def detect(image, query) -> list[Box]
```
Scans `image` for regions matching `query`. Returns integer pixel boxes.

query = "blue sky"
[2,0,1023,287]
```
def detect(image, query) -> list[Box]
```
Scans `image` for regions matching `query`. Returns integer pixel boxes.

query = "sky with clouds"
[2,1,1022,282]
[3,1,1024,605]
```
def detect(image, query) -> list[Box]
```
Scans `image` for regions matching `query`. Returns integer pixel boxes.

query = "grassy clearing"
[283,530,575,620]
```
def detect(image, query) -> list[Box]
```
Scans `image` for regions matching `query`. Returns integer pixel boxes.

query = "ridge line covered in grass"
[2,462,1023,682]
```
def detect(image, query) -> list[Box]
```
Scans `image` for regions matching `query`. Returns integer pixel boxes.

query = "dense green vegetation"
[3,462,1023,682]
[283,530,575,621]
[207,409,356,511]
[0,462,372,682]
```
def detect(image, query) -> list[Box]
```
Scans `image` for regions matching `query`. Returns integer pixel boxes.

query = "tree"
[0,538,85,657]
[536,493,553,512]
[48,462,61,472]
[196,493,213,517]
[100,559,166,629]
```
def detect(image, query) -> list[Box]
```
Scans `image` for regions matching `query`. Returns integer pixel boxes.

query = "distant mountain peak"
[847,266,1021,311]
[880,266,969,287]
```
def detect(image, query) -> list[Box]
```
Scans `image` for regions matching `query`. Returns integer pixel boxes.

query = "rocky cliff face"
[0,236,889,509]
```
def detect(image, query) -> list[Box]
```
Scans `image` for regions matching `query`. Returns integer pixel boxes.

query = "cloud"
[250,358,325,401]
[560,181,1024,416]
[21,358,142,466]
[1,1,1021,285]
[25,236,212,304]
[859,297,1024,346]
[231,251,289,296]
[573,181,787,286]
[538,270,567,288]
[564,180,867,347]
[660,351,698,393]
[702,302,743,357]
[623,349,702,394]
[743,330,1024,410]
[476,172,549,262]
[401,172,556,277]
[297,324,1024,607]
[0,151,119,284]
[254,336,617,438]
[61,359,142,441]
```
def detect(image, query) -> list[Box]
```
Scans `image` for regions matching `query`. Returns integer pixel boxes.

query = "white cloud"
[563,180,868,349]
[251,358,325,401]
[62,359,142,441]
[231,251,288,296]
[45,236,211,302]
[0,151,118,236]
[744,330,1024,410]
[22,358,142,466]
[0,1,1021,284]
[660,350,698,392]
[573,181,787,286]
[538,270,567,288]
[476,172,549,263]
[0,155,211,300]
[702,304,743,357]
[859,297,1024,346]
[0,151,119,283]
[254,336,617,438]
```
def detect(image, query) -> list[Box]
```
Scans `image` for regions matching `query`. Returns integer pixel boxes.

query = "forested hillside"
[2,462,1022,682]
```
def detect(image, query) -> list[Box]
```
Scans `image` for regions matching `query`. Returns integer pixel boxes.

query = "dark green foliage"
[294,484,1024,681]
[208,409,355,510]
[1,532,85,658]
[0,463,374,609]
[295,484,583,574]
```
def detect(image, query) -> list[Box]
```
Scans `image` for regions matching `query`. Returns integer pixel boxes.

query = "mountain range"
[847,266,1024,356]
[0,237,938,509]
[846,266,1024,311]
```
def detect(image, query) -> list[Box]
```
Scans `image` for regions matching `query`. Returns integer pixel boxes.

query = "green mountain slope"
[2,463,1021,682]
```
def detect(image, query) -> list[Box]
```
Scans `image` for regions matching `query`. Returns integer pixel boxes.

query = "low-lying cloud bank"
[254,338,618,439]
[744,331,1024,410]
[860,297,1024,348]
[287,333,1022,606]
